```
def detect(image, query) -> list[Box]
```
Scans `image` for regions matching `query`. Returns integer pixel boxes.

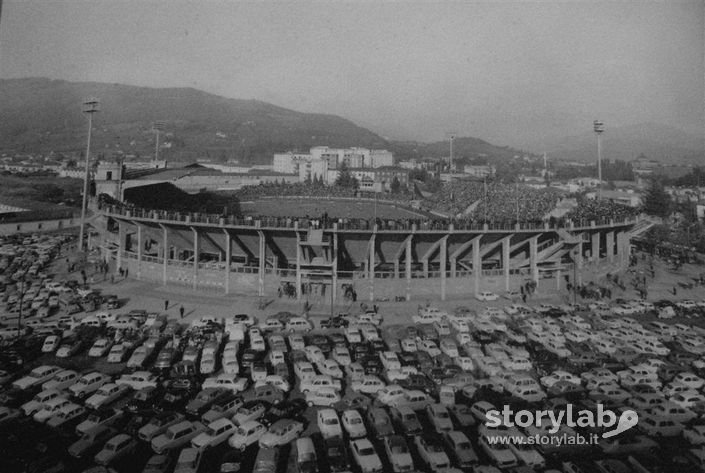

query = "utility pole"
[153,120,165,164]
[445,131,457,173]
[79,97,100,252]
[594,120,605,199]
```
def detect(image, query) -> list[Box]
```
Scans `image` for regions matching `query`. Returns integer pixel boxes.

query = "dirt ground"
[53,246,705,329]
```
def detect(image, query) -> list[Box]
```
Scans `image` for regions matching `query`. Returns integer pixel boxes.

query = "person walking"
[164,300,169,311]
[179,305,185,319]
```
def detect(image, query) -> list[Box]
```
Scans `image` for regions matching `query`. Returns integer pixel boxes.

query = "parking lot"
[2,234,705,473]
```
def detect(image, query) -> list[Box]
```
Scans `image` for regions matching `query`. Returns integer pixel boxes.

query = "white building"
[299,158,329,183]
[274,146,394,179]
[463,165,495,178]
[273,152,314,174]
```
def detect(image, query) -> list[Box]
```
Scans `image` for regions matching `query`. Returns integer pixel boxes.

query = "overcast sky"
[1,1,702,147]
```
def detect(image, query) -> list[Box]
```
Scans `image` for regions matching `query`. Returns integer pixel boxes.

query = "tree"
[390,176,401,194]
[642,178,671,218]
[409,169,428,182]
[335,163,358,189]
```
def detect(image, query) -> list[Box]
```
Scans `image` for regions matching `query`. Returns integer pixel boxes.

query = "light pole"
[153,120,165,163]
[483,177,488,223]
[79,98,100,252]
[594,120,605,199]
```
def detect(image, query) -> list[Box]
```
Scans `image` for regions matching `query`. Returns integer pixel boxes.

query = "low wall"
[0,217,78,236]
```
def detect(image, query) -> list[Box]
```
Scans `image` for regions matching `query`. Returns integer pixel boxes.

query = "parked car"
[94,434,138,466]
[229,420,267,450]
[383,435,414,473]
[191,418,236,449]
[85,383,131,410]
[258,419,305,448]
[151,420,207,454]
[415,434,451,470]
[350,438,383,473]
[69,371,111,399]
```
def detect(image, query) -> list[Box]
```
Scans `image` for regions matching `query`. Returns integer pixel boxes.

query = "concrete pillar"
[556,269,561,290]
[473,237,481,295]
[369,227,376,302]
[575,243,583,286]
[258,231,266,297]
[136,224,142,280]
[295,226,302,301]
[502,236,511,291]
[192,227,199,290]
[592,232,600,262]
[332,225,338,307]
[223,229,231,294]
[530,236,539,286]
[162,225,168,285]
[405,229,413,301]
[440,236,447,301]
[116,221,125,273]
[606,231,615,262]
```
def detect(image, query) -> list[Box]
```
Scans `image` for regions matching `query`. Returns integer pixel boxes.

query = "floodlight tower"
[79,97,100,251]
[446,132,457,172]
[153,120,166,163]
[594,120,605,199]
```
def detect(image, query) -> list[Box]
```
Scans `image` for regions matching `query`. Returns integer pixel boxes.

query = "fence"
[103,203,638,233]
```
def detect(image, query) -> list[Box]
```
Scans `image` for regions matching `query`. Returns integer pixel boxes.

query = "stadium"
[91,171,645,302]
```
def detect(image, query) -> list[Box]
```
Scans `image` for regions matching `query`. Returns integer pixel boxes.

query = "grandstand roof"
[133,167,220,180]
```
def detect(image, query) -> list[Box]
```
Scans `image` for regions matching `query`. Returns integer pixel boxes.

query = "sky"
[1,1,703,148]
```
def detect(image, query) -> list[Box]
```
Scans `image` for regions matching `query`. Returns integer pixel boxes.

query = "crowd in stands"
[234,182,358,200]
[470,185,560,222]
[423,180,561,221]
[566,198,638,223]
[100,181,638,230]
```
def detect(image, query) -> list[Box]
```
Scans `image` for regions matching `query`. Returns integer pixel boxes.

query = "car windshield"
[426,441,443,452]
[350,417,362,424]
[437,411,449,418]
[324,418,338,425]
[391,443,408,454]
[359,447,375,456]
[457,441,471,450]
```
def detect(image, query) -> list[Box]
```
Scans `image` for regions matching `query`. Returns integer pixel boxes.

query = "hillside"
[544,122,704,164]
[0,78,387,163]
[0,78,532,166]
[389,136,525,162]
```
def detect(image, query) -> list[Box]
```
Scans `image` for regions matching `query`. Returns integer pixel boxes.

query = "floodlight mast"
[594,120,605,199]
[79,97,100,251]
[153,120,165,162]
[447,132,457,173]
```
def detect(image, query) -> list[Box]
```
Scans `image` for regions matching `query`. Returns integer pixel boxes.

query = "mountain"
[543,122,704,165]
[0,78,387,163]
[389,136,525,162]
[0,77,528,165]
